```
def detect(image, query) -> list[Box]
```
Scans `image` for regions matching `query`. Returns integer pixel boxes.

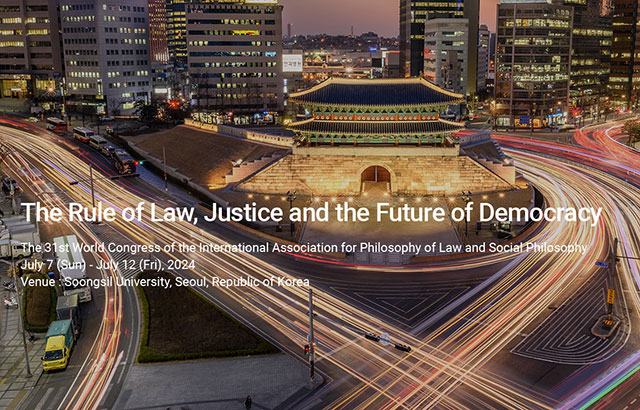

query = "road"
[1,117,640,409]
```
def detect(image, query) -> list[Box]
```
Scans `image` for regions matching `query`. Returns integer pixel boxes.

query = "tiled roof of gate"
[288,78,464,108]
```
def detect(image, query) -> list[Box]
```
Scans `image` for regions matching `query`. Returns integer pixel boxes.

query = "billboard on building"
[283,54,303,73]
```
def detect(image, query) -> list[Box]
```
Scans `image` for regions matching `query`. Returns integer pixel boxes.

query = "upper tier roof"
[288,78,464,108]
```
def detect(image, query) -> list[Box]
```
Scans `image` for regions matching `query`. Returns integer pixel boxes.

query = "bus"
[113,150,137,175]
[54,235,92,303]
[46,117,68,133]
[88,135,108,151]
[72,127,94,143]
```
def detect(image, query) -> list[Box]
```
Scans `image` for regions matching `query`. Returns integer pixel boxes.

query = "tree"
[107,97,125,117]
[135,101,159,126]
[622,120,640,147]
[160,100,190,123]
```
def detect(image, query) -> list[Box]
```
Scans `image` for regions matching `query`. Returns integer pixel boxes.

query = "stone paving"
[0,263,45,410]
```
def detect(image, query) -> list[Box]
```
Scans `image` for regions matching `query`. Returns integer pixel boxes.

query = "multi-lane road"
[1,116,639,410]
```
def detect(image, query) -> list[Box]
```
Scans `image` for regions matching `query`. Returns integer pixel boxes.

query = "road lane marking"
[33,387,55,410]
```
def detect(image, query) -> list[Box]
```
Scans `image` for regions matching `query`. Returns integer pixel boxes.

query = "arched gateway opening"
[361,165,391,195]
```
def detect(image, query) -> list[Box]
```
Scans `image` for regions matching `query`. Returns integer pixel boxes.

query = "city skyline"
[280,0,499,37]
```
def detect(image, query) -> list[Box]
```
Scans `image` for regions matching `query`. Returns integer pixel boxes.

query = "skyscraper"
[186,0,284,114]
[567,0,611,118]
[424,19,469,94]
[495,0,573,128]
[611,0,640,109]
[477,24,489,93]
[0,0,63,100]
[60,0,152,114]
[147,0,169,63]
[166,0,189,65]
[400,0,479,95]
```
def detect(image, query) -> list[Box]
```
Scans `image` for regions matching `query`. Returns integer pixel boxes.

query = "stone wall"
[184,119,293,148]
[237,152,514,196]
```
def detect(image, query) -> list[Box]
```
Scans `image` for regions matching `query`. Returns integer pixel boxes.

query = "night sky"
[280,0,499,37]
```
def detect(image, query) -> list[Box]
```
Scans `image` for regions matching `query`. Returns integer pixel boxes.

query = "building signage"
[283,54,303,73]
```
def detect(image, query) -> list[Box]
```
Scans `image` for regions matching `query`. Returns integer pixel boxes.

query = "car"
[1,178,20,193]
[114,149,128,157]
[26,117,39,122]
[101,145,117,158]
[100,116,114,122]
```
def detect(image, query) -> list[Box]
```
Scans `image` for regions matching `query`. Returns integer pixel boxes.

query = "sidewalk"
[115,353,322,410]
[0,263,45,410]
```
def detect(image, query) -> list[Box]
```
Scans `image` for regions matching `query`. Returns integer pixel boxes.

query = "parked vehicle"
[100,115,114,122]
[4,295,18,309]
[0,239,31,259]
[2,177,20,193]
[42,319,75,372]
[100,145,117,158]
[2,281,15,291]
[56,294,81,337]
[72,127,94,143]
[0,224,41,249]
[54,235,92,302]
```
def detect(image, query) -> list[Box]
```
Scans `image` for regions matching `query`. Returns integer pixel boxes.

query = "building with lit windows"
[147,0,169,63]
[567,0,611,120]
[166,0,189,65]
[477,24,489,92]
[0,0,63,100]
[186,0,284,115]
[495,0,573,128]
[400,0,479,96]
[60,0,152,115]
[611,0,640,109]
[424,19,469,95]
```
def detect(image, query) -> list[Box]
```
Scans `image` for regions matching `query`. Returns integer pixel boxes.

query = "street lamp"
[9,230,32,378]
[69,163,139,222]
[286,190,297,237]
[461,191,472,237]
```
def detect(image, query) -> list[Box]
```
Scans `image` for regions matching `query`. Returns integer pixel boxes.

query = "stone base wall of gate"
[236,147,514,196]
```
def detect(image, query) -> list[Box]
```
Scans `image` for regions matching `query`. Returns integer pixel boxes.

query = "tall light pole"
[10,230,32,378]
[287,190,297,237]
[163,146,168,192]
[461,191,472,237]
[308,288,315,383]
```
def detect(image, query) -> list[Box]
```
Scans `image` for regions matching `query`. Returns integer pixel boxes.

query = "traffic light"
[304,344,310,355]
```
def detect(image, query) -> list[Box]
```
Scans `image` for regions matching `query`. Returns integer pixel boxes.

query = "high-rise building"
[567,0,611,118]
[60,0,152,115]
[147,0,169,63]
[487,32,496,95]
[400,0,479,95]
[424,19,469,95]
[477,24,490,92]
[495,0,573,128]
[611,0,640,109]
[287,23,292,39]
[0,0,63,99]
[166,0,189,65]
[186,0,284,114]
